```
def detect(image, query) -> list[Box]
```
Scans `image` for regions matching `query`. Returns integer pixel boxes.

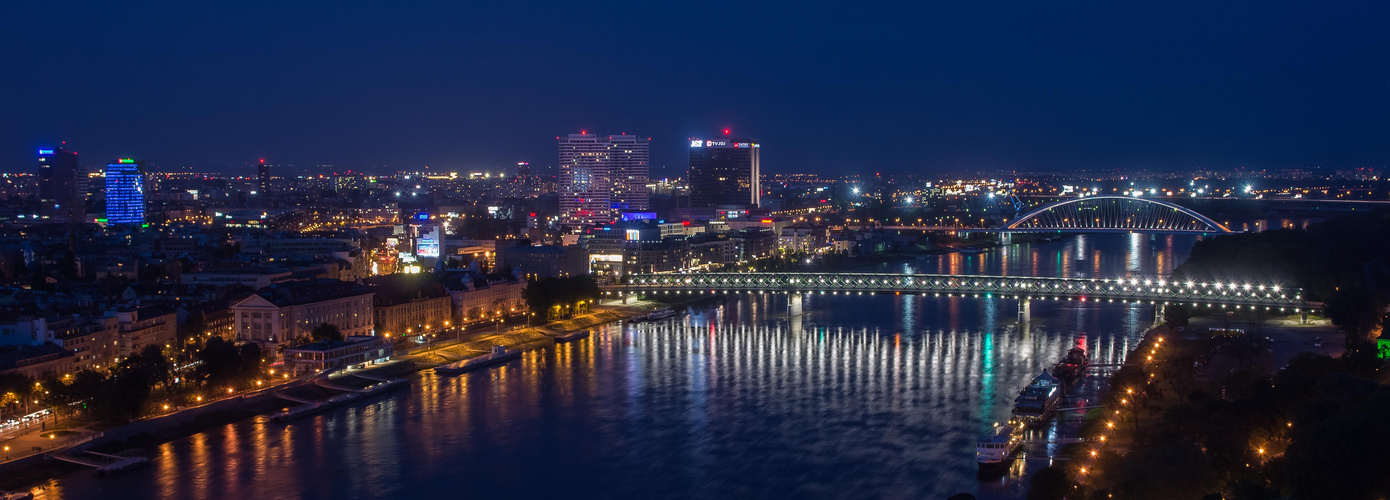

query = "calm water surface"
[40,234,1197,500]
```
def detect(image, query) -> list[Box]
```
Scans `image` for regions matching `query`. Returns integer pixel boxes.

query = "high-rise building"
[38,147,85,222]
[257,159,270,193]
[515,161,530,177]
[558,133,649,226]
[104,158,145,225]
[688,135,760,208]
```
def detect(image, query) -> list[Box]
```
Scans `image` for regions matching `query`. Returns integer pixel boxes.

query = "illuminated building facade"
[689,136,760,208]
[558,133,649,226]
[104,159,145,225]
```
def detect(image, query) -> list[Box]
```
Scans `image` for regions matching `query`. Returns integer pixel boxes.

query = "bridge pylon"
[1018,298,1031,324]
[788,292,804,316]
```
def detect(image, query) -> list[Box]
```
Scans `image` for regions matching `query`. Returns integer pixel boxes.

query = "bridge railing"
[614,272,1303,308]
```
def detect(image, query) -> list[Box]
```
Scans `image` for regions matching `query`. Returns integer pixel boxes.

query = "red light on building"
[681,220,690,226]
[259,158,265,163]
[723,128,730,135]
[529,212,537,217]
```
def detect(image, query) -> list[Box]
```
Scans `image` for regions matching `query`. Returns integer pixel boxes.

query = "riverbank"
[0,304,659,493]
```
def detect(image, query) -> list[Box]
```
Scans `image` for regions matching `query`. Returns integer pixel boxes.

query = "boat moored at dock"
[1051,346,1089,393]
[434,346,522,375]
[554,330,591,343]
[1011,372,1062,426]
[975,422,1023,472]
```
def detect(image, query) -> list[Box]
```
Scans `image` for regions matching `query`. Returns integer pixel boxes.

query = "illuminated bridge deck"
[608,272,1305,310]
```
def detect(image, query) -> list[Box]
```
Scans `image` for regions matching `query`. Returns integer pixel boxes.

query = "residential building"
[0,344,74,379]
[558,133,650,226]
[115,305,177,358]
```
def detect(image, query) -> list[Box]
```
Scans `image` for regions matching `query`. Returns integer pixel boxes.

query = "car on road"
[1314,337,1323,347]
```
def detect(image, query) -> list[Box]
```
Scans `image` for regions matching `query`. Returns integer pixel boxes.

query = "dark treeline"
[1172,213,1390,337]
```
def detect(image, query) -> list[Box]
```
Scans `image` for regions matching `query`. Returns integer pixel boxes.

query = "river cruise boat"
[647,308,676,321]
[975,422,1023,472]
[1011,372,1062,426]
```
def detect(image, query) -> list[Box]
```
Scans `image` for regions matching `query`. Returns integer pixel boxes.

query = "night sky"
[3,1,1388,176]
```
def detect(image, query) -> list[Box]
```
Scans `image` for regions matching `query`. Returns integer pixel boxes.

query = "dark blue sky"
[3,1,1388,176]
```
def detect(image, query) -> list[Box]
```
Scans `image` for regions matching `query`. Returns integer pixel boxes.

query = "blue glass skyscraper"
[104,159,144,225]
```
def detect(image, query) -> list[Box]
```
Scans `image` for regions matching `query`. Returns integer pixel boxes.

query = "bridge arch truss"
[1005,196,1232,234]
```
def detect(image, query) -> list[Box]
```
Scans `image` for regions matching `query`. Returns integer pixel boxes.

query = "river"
[36,233,1199,500]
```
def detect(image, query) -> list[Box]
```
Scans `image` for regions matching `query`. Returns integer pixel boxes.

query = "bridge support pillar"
[999,232,1011,245]
[1300,311,1309,325]
[788,292,804,316]
[1017,298,1030,324]
[1154,303,1167,326]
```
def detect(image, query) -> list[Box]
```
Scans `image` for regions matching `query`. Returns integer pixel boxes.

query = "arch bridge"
[1003,196,1233,234]
[606,272,1305,322]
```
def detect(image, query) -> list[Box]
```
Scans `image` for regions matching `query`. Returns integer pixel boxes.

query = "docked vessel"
[434,346,522,375]
[975,422,1023,472]
[1050,346,1089,392]
[555,330,591,343]
[1011,372,1062,426]
[646,308,676,321]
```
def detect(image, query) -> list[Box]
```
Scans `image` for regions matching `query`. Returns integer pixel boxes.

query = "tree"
[143,345,173,386]
[312,323,344,343]
[1026,466,1070,500]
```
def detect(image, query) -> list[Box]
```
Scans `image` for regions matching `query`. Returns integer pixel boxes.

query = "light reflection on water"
[39,235,1188,500]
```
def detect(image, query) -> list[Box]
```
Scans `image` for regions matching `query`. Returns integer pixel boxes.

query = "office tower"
[558,133,649,226]
[688,134,760,208]
[104,158,145,225]
[516,162,530,177]
[257,159,270,193]
[38,147,85,222]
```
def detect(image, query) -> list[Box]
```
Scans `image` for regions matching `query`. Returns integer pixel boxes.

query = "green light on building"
[1378,332,1390,360]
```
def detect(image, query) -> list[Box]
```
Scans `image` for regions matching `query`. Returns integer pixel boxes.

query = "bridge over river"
[604,272,1307,323]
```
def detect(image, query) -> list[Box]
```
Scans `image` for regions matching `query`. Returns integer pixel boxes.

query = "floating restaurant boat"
[975,422,1024,472]
[1050,346,1089,392]
[554,330,591,343]
[646,308,676,321]
[1011,372,1062,426]
[434,346,521,375]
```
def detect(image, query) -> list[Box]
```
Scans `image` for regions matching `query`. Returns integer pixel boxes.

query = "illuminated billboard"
[416,225,441,258]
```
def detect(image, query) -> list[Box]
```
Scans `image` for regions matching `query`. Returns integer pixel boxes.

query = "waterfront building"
[365,276,453,338]
[558,133,650,226]
[104,158,145,225]
[438,271,526,325]
[282,335,392,376]
[38,147,85,222]
[688,135,760,208]
[231,279,374,352]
